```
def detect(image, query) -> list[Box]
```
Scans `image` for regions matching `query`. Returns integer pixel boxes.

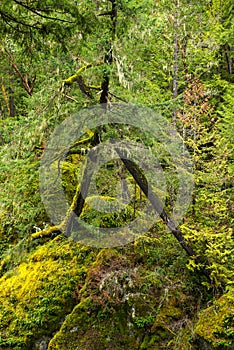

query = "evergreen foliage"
[0,0,233,349]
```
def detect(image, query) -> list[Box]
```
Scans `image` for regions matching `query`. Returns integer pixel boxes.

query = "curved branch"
[12,0,75,23]
[31,224,63,239]
[0,9,41,29]
[1,44,35,96]
[63,64,93,85]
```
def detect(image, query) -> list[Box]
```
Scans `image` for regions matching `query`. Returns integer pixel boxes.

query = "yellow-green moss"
[47,295,144,350]
[31,224,63,239]
[0,236,96,350]
[63,63,103,87]
[195,288,234,348]
[47,242,196,350]
[63,64,93,85]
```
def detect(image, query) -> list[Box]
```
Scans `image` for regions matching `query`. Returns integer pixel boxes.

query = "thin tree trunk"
[172,0,179,126]
[224,44,233,82]
[9,88,15,117]
[65,148,98,236]
[100,0,117,104]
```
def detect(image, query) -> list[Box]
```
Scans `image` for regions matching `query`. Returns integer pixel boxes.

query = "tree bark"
[100,0,117,104]
[65,148,97,236]
[172,0,179,126]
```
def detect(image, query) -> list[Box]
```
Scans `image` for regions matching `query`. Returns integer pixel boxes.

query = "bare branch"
[12,0,75,23]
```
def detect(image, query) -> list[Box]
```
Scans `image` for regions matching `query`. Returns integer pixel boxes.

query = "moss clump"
[0,235,96,350]
[61,160,80,204]
[195,288,234,348]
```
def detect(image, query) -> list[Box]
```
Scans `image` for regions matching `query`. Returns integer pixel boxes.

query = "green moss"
[48,240,197,350]
[48,296,144,350]
[81,200,136,229]
[0,236,96,349]
[47,248,142,349]
[63,64,93,85]
[195,288,234,348]
[0,227,205,350]
[61,160,80,204]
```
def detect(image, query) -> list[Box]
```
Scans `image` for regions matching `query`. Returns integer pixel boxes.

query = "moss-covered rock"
[48,296,142,350]
[195,288,234,349]
[0,228,208,350]
[48,241,198,350]
[0,235,96,350]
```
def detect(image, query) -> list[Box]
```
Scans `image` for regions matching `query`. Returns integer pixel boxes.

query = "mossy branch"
[63,63,102,100]
[71,130,95,148]
[63,61,103,85]
[31,223,64,239]
[88,85,101,90]
[64,64,93,85]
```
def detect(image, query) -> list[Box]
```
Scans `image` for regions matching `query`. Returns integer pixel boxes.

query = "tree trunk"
[172,0,179,126]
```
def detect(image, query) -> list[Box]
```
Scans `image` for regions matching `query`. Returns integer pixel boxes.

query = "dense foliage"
[0,0,233,349]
